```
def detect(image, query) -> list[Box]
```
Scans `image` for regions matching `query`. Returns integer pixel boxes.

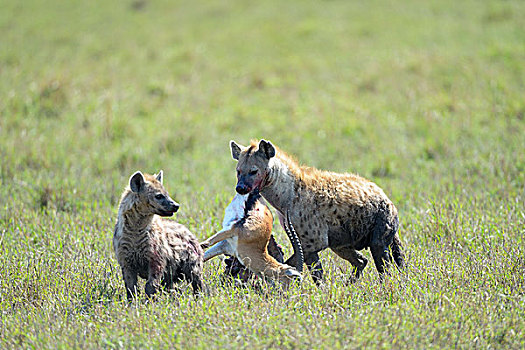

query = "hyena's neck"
[116,192,154,235]
[123,207,154,233]
[261,157,297,214]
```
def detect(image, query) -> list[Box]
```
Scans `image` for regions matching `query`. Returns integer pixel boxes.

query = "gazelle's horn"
[283,210,304,273]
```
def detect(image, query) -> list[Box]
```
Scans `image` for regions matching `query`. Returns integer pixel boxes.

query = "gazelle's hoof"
[283,268,302,281]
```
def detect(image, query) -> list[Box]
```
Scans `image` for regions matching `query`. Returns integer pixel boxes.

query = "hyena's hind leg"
[387,213,404,269]
[161,265,178,291]
[181,262,203,295]
[369,214,401,275]
[390,235,405,269]
[369,201,407,276]
[370,243,393,275]
[331,246,368,282]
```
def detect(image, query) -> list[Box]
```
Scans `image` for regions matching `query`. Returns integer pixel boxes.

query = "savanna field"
[1,0,524,348]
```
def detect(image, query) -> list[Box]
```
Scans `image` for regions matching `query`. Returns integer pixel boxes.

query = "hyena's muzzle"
[235,175,252,195]
[235,173,265,195]
[156,196,180,217]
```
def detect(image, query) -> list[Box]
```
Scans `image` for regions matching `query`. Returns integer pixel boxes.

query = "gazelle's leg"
[203,239,237,262]
[201,228,236,248]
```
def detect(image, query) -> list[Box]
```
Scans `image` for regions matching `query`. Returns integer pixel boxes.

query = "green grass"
[1,0,524,348]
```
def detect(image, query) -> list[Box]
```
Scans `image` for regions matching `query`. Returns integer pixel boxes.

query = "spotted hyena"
[113,170,203,300]
[230,139,405,284]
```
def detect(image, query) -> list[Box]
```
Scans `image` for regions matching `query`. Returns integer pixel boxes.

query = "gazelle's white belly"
[204,194,248,263]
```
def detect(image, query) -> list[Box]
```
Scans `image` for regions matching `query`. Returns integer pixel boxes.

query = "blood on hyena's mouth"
[235,185,251,195]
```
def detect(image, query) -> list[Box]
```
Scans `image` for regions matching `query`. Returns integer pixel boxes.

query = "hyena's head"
[230,139,276,195]
[128,170,180,216]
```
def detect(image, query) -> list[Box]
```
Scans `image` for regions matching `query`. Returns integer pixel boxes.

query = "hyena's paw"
[145,281,159,299]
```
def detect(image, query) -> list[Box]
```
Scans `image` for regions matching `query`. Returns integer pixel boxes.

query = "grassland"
[1,0,524,348]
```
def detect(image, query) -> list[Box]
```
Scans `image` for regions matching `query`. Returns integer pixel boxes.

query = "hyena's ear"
[258,139,276,159]
[129,171,145,193]
[230,140,243,160]
[155,170,163,184]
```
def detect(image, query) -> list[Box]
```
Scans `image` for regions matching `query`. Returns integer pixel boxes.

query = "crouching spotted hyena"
[230,139,405,284]
[113,170,203,300]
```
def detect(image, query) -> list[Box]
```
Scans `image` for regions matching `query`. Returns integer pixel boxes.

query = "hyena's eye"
[249,169,258,176]
[155,194,164,200]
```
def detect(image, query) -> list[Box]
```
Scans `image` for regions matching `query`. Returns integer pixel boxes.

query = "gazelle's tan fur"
[201,191,302,286]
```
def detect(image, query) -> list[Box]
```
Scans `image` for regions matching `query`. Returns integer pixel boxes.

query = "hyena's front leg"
[145,279,160,298]
[161,266,174,291]
[145,259,165,298]
[304,252,323,285]
[122,268,138,301]
[331,246,368,282]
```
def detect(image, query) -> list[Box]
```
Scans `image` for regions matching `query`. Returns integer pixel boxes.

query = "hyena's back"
[293,172,399,252]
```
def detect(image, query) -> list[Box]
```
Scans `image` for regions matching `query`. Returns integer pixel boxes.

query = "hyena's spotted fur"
[231,139,405,284]
[113,171,203,300]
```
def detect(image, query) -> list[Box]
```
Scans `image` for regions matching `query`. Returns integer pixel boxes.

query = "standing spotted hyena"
[113,170,203,300]
[230,139,404,284]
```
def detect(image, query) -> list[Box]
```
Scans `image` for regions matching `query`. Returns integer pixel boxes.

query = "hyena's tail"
[390,235,405,269]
